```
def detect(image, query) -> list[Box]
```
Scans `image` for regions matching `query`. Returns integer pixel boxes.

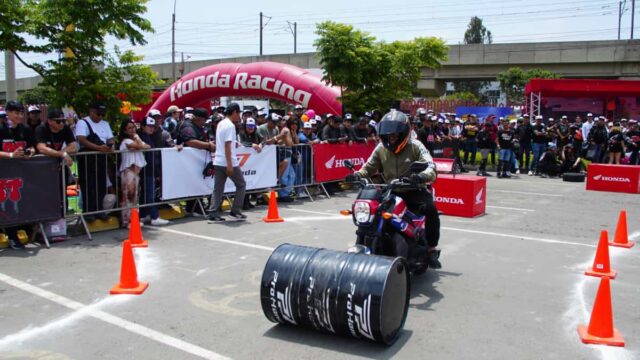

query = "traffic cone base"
[585,269,617,279]
[609,210,633,248]
[129,239,148,248]
[577,325,625,347]
[110,281,149,295]
[609,241,634,249]
[262,191,284,223]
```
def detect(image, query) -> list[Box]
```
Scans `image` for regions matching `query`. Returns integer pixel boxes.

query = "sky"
[1,0,637,80]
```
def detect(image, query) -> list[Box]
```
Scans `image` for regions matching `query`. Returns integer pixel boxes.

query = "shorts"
[498,149,513,161]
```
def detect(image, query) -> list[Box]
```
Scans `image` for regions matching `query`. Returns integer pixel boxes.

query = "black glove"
[345,173,361,183]
[409,172,428,185]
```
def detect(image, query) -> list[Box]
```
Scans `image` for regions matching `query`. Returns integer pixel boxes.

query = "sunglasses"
[50,119,65,124]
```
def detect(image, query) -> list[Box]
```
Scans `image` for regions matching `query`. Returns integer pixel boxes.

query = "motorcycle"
[342,160,439,275]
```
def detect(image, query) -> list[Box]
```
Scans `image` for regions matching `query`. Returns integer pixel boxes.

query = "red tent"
[525,79,640,98]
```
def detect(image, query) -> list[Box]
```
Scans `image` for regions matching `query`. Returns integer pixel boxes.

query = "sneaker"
[483,171,493,177]
[9,238,25,250]
[229,211,247,220]
[150,218,170,226]
[476,171,482,176]
[541,174,548,178]
[496,173,502,179]
[515,169,520,175]
[206,214,226,222]
[528,170,533,176]
[502,173,511,178]
[141,215,151,224]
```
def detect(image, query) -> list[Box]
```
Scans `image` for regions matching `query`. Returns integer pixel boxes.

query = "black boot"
[496,161,502,178]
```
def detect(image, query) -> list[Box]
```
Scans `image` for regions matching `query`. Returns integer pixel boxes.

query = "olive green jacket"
[357,140,436,183]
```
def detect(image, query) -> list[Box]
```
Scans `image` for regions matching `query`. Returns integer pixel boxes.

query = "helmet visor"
[378,119,408,136]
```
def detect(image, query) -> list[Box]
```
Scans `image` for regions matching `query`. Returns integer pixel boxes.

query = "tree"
[19,85,55,105]
[0,0,161,119]
[445,91,479,103]
[497,67,560,104]
[314,21,448,113]
[464,16,492,45]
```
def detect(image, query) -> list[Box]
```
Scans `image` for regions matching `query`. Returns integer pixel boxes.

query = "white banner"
[160,146,277,200]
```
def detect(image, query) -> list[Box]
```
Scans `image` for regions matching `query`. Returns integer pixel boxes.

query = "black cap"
[47,108,65,119]
[5,100,24,112]
[225,102,241,115]
[193,107,208,118]
[333,116,343,123]
[88,101,106,110]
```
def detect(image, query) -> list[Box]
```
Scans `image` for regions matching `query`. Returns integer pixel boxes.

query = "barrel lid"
[379,257,410,344]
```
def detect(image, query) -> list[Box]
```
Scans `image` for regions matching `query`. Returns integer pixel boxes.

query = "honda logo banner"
[160,146,278,200]
[586,164,640,194]
[432,174,486,217]
[0,157,62,227]
[313,143,377,183]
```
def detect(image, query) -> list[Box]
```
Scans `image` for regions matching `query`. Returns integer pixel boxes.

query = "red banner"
[313,143,377,183]
[586,164,640,194]
[432,174,486,218]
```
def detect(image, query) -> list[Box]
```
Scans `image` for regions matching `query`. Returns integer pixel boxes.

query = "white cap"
[257,109,267,117]
[28,105,41,113]
[430,115,438,121]
[417,108,427,115]
[548,117,555,121]
[561,115,567,119]
[364,112,372,117]
[294,104,303,110]
[245,117,256,126]
[444,119,450,124]
[270,113,282,121]
[438,118,444,123]
[587,113,593,117]
[184,113,194,120]
[621,118,628,122]
[0,110,6,117]
[455,117,462,122]
[309,119,317,125]
[369,120,377,127]
[535,115,543,120]
[326,113,334,119]
[315,115,321,122]
[345,113,353,120]
[522,113,529,117]
[144,117,156,126]
[148,109,162,117]
[608,122,613,127]
[303,122,312,129]
[499,116,504,121]
[185,106,194,112]
[509,119,517,124]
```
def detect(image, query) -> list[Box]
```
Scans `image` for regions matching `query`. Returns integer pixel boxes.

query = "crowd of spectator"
[1,99,639,249]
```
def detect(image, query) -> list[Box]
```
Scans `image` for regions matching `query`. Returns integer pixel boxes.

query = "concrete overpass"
[2,40,639,99]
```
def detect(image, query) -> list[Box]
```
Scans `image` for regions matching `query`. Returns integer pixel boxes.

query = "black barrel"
[260,243,410,345]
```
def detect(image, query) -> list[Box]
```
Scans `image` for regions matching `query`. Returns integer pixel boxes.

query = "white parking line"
[157,227,275,251]
[285,208,340,216]
[442,227,595,248]
[0,273,230,360]
[486,205,535,212]
[489,189,564,197]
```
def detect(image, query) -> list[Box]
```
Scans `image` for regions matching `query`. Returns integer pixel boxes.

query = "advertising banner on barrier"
[161,145,277,200]
[586,164,640,194]
[313,143,377,183]
[0,157,62,227]
[432,174,486,218]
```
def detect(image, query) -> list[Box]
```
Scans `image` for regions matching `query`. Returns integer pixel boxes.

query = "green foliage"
[19,85,55,104]
[0,0,161,119]
[451,80,490,102]
[497,67,560,104]
[314,21,448,114]
[446,91,479,102]
[464,16,492,45]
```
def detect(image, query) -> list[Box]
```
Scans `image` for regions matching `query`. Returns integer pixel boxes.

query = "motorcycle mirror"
[410,161,428,173]
[343,160,354,170]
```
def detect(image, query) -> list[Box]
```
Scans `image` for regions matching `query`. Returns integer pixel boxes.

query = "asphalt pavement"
[0,174,639,360]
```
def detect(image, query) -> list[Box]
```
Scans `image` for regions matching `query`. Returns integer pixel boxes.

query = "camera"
[24,148,32,156]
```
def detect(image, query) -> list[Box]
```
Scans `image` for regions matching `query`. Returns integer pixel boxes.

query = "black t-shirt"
[477,129,493,148]
[417,126,438,145]
[462,123,479,139]
[35,123,76,152]
[177,120,207,146]
[517,123,533,143]
[0,123,36,153]
[497,129,515,149]
[532,124,547,144]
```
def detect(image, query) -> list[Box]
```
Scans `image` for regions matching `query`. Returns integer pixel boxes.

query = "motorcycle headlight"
[353,201,371,224]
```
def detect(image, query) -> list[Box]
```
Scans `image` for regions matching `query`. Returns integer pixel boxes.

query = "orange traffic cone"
[127,208,148,248]
[609,210,634,248]
[110,240,149,295]
[262,191,284,223]
[585,230,617,279]
[577,277,625,347]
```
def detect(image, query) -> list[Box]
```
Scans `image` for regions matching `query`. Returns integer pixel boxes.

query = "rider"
[346,111,441,269]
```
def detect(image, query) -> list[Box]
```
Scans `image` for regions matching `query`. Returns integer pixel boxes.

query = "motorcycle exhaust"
[260,243,410,345]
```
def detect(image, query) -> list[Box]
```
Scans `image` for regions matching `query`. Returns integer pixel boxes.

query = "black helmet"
[379,110,410,154]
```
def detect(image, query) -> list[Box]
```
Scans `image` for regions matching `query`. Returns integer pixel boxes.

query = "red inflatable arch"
[150,62,342,115]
